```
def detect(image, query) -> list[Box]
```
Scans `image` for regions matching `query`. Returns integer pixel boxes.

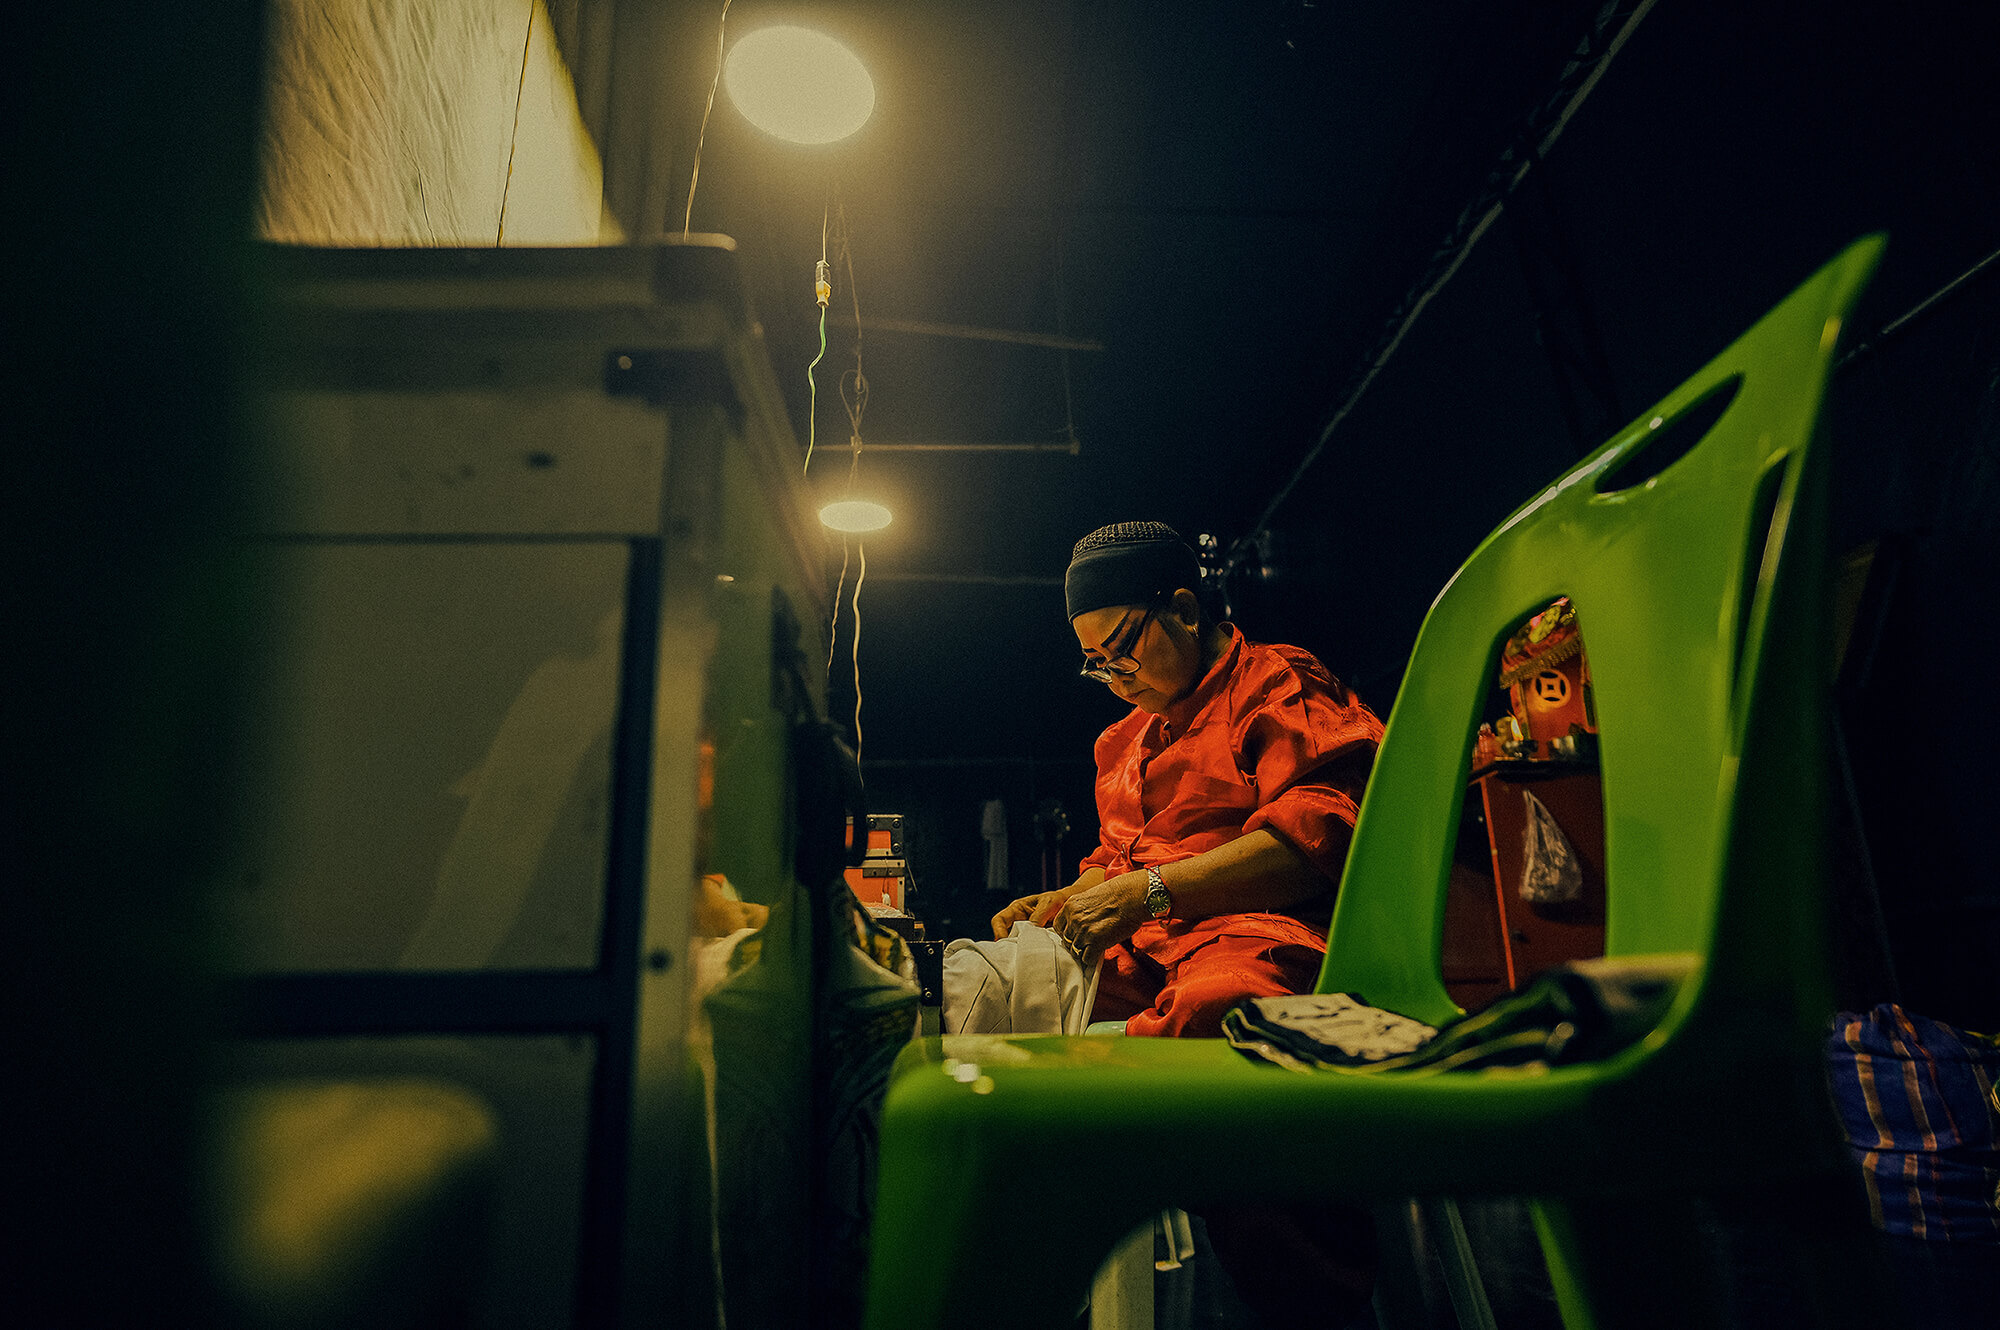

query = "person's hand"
[991,889,1073,940]
[1049,870,1151,963]
[694,874,767,937]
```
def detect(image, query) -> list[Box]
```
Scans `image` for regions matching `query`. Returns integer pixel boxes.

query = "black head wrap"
[1064,521,1200,620]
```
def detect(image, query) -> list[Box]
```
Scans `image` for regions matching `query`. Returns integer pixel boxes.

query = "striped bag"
[1826,1004,2000,1242]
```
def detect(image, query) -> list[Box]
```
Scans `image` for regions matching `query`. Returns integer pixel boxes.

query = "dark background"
[10,1,1997,1318]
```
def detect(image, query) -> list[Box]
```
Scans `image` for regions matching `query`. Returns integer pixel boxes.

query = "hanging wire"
[851,538,867,766]
[495,0,536,245]
[804,308,828,473]
[834,197,870,449]
[805,207,831,474]
[682,0,734,238]
[814,192,871,764]
[827,536,850,675]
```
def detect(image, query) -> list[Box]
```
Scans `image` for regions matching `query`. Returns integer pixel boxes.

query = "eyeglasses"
[1078,599,1161,683]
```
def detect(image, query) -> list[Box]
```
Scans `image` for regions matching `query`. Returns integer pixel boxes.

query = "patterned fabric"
[1826,1004,2000,1242]
[1222,992,1439,1071]
[1223,957,1689,1077]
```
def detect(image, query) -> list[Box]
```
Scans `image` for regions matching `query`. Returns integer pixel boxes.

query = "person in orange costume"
[993,521,1383,1038]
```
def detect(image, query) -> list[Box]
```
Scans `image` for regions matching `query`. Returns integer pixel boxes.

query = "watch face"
[1145,869,1171,918]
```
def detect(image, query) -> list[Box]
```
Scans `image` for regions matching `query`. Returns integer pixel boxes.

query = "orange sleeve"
[1078,839,1118,878]
[1236,652,1382,882]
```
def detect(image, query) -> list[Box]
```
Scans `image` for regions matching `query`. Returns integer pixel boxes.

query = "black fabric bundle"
[1223,956,1693,1075]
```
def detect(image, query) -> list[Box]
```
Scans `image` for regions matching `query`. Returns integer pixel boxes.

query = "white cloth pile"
[942,921,1102,1035]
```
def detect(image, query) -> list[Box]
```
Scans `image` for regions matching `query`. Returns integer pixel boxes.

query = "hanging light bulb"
[819,499,892,533]
[724,27,876,145]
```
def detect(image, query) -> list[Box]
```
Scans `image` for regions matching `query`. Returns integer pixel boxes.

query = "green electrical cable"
[804,304,827,475]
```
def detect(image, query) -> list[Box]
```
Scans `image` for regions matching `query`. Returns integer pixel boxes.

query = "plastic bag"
[1518,789,1583,904]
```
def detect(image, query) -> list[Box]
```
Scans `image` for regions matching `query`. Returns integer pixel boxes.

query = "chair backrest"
[1319,236,1883,1037]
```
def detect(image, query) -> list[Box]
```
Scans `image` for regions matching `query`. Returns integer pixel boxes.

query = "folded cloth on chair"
[1221,993,1437,1071]
[1223,954,1694,1075]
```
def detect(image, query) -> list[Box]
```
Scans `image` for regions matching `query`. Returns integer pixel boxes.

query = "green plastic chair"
[862,236,1892,1330]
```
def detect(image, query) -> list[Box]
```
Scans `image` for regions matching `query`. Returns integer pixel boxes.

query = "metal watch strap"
[1144,865,1173,920]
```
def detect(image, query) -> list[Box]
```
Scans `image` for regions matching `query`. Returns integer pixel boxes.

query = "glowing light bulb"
[820,499,892,533]
[724,27,876,145]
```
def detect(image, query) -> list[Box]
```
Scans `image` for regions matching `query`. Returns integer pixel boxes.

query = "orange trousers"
[1089,916,1327,1038]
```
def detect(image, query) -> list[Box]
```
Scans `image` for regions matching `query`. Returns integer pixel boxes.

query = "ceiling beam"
[862,441,1080,455]
[830,314,1104,352]
[865,573,1063,586]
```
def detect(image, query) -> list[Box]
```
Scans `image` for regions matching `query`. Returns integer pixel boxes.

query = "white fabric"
[942,921,1101,1035]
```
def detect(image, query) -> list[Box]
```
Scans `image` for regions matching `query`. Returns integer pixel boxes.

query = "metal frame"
[230,240,827,1330]
[224,537,664,1327]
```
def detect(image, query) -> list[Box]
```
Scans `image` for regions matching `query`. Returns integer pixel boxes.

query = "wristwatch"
[1143,865,1174,920]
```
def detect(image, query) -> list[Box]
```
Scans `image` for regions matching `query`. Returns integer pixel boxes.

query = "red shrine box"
[1500,598,1596,745]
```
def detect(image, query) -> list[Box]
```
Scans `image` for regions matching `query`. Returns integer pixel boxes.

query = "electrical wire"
[683,0,733,239]
[1838,243,2000,369]
[805,305,827,473]
[806,205,830,474]
[1223,0,1656,575]
[813,195,871,766]
[827,537,850,675]
[851,538,866,768]
[834,198,870,446]
[495,0,536,245]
